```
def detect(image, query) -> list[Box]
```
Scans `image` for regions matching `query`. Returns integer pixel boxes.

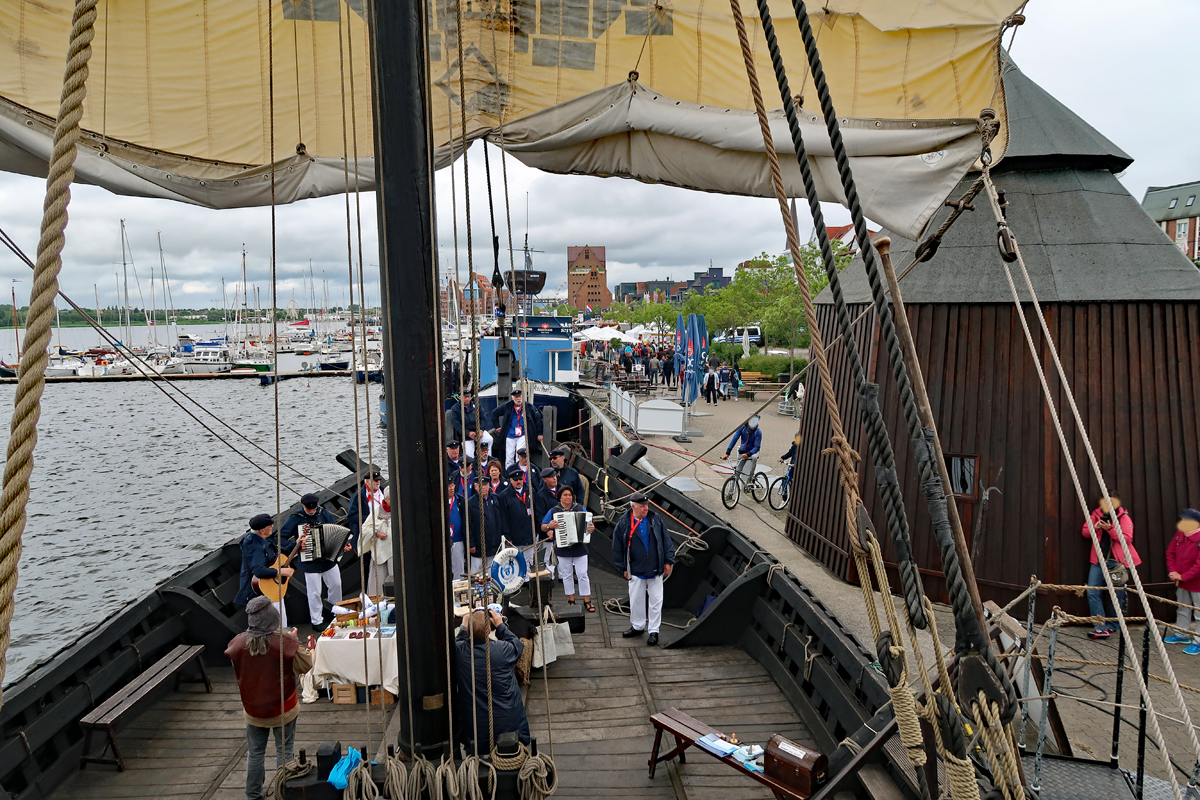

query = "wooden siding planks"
[787,301,1200,619]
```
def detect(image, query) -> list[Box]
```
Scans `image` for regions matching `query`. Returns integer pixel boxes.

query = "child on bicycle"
[779,433,802,465]
[721,415,762,485]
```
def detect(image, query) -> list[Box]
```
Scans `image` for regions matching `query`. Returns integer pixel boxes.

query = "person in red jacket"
[226,595,314,800]
[1082,495,1140,640]
[1164,509,1200,654]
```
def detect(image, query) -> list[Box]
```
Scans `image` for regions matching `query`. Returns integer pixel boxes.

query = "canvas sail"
[0,0,1021,236]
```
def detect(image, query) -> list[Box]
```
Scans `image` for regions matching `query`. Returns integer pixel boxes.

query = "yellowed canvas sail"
[0,0,1021,236]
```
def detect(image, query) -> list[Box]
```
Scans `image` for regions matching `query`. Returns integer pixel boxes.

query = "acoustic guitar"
[251,536,304,603]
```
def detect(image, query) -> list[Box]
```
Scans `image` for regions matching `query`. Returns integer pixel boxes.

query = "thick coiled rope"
[0,0,98,703]
[877,632,925,770]
[382,752,409,800]
[265,757,315,797]
[405,754,438,799]
[457,755,498,800]
[435,754,461,800]
[489,743,528,772]
[517,751,559,800]
[935,693,980,800]
[346,759,381,800]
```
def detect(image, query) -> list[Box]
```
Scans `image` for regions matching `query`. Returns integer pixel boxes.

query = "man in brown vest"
[226,595,314,800]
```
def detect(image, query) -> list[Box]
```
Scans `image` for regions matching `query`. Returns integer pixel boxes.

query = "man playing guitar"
[233,513,297,626]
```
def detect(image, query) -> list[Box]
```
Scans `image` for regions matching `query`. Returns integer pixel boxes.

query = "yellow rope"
[0,0,98,702]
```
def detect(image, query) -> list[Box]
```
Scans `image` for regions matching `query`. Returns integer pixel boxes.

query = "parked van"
[715,325,766,347]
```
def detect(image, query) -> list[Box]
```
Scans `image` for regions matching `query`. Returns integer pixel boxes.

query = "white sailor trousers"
[305,567,342,625]
[559,554,590,596]
[504,435,527,469]
[450,541,466,578]
[628,574,664,634]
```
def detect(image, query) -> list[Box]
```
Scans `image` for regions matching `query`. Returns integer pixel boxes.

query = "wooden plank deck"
[526,570,814,800]
[47,570,813,800]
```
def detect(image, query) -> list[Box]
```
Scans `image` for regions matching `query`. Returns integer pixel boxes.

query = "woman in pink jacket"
[1164,509,1200,654]
[1082,495,1140,640]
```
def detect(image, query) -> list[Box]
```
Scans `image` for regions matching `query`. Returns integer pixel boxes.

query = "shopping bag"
[553,620,575,657]
[328,747,362,789]
[532,608,559,668]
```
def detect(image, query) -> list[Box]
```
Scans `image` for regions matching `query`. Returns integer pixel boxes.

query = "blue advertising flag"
[696,314,709,382]
[684,314,698,404]
[674,313,686,389]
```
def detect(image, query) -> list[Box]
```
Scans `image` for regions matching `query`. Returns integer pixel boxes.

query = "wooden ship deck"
[44,567,814,800]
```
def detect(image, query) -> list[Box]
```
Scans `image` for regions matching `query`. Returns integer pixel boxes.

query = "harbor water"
[0,360,387,685]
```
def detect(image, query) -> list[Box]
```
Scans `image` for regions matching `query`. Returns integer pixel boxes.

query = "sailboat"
[5,3,1196,800]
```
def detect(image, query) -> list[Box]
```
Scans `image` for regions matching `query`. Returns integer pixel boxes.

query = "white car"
[713,325,765,347]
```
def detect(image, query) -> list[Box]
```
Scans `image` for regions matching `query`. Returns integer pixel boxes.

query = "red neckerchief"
[628,512,648,549]
[514,484,527,504]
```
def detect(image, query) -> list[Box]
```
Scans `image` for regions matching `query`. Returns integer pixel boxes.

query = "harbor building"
[1142,180,1200,260]
[788,63,1200,620]
[566,245,613,311]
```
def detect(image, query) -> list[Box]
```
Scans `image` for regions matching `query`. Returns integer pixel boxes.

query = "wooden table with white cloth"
[312,628,400,696]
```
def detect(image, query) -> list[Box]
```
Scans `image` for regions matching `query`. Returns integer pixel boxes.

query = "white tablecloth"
[313,632,400,696]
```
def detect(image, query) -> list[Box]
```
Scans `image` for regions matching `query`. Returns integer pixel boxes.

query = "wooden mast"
[367,0,452,758]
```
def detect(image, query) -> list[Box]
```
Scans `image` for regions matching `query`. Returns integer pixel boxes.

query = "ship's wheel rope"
[0,0,97,702]
[982,166,1195,799]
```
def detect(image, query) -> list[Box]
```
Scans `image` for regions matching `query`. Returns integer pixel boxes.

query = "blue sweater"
[727,425,762,457]
[612,510,675,578]
[234,530,296,607]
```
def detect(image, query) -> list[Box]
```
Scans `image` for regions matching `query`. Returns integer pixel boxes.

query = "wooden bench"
[738,371,767,383]
[648,707,810,799]
[80,644,212,771]
[742,382,785,401]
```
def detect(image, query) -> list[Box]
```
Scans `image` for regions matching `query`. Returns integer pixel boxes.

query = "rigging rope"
[751,0,928,635]
[980,167,1197,800]
[0,0,98,700]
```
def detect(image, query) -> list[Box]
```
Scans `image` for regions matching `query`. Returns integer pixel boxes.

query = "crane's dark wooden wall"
[785,300,1200,618]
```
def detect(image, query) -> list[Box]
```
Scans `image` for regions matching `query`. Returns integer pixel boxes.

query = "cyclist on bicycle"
[721,415,762,486]
[779,432,802,465]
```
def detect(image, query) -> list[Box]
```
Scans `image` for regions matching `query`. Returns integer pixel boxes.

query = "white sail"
[0,0,1021,236]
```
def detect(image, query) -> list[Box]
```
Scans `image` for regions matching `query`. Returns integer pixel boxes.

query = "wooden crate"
[331,684,357,705]
[370,688,396,705]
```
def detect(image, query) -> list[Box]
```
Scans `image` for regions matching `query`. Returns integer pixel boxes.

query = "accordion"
[553,511,592,549]
[300,523,352,565]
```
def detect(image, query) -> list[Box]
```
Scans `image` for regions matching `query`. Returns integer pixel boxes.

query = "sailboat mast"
[11,285,20,359]
[158,233,171,343]
[366,0,450,757]
[120,220,130,348]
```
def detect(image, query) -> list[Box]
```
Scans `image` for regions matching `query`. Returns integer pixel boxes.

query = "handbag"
[532,606,559,669]
[553,617,575,657]
[1099,512,1129,587]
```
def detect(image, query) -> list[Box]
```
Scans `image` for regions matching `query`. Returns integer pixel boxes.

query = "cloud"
[0,0,1194,315]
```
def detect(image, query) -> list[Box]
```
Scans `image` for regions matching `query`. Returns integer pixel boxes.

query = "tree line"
[602,239,853,375]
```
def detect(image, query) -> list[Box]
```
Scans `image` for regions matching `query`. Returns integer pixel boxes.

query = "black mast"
[366,0,450,758]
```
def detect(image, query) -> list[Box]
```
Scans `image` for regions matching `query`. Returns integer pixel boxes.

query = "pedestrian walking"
[1165,509,1200,654]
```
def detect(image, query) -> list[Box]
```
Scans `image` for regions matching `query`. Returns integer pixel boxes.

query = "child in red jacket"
[1164,509,1200,654]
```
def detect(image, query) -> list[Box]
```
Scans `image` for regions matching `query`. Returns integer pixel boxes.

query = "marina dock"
[0,370,352,385]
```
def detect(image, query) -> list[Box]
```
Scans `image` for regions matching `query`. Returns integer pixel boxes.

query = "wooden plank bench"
[742,382,785,401]
[648,707,809,799]
[80,643,212,771]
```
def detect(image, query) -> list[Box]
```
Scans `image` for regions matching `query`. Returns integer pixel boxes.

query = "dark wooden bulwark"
[786,301,1200,617]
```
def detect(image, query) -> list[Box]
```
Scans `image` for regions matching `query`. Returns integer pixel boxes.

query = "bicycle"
[768,461,794,510]
[721,453,768,509]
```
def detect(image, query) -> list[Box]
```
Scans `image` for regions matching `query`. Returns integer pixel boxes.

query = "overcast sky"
[0,0,1196,312]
